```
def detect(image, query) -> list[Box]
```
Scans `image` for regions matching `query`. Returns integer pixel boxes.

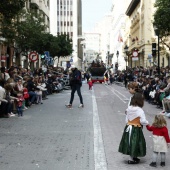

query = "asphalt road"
[0,82,170,170]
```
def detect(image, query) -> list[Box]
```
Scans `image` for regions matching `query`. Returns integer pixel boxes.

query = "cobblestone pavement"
[0,87,94,170]
[0,83,170,170]
[95,83,170,170]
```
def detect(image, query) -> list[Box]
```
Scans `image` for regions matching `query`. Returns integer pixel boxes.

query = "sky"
[82,0,113,32]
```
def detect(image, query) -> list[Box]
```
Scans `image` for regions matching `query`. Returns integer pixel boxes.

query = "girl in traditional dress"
[118,92,149,164]
[146,115,170,167]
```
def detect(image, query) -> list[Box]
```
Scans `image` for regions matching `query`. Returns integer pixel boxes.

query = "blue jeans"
[28,91,37,103]
[69,84,83,105]
[17,106,23,116]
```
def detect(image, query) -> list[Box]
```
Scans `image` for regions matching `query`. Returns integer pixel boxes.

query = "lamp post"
[124,45,129,70]
[153,25,160,76]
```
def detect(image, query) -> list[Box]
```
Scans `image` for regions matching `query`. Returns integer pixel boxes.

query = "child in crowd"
[23,82,29,108]
[88,78,93,90]
[118,92,149,164]
[16,91,24,117]
[146,115,170,167]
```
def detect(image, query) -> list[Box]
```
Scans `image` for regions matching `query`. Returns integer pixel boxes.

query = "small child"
[88,79,93,90]
[16,91,24,117]
[23,82,29,107]
[146,115,170,167]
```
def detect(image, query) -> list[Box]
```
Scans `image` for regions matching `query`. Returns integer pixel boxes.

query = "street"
[0,83,170,170]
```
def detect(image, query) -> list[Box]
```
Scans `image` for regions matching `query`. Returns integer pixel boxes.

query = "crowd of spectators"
[114,66,170,118]
[0,65,67,118]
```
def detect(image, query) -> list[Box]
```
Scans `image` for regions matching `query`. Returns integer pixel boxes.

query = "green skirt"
[118,125,146,157]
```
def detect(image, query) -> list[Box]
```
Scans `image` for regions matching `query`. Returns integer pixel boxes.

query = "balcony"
[30,0,40,8]
[39,1,49,17]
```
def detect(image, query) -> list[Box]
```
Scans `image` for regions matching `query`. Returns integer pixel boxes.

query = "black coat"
[70,69,82,86]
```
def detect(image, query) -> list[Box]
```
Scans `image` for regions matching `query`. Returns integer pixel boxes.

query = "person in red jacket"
[23,82,29,107]
[146,114,170,167]
[88,78,93,90]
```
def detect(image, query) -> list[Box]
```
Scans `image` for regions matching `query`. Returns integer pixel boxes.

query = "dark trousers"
[25,98,29,107]
[7,102,13,114]
[0,101,8,117]
[17,106,23,116]
[28,91,37,103]
[69,84,83,105]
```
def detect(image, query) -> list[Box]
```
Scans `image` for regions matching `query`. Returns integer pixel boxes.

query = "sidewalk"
[0,86,95,170]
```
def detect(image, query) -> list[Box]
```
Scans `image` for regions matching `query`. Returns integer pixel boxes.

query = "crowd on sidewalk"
[113,66,170,118]
[0,65,68,118]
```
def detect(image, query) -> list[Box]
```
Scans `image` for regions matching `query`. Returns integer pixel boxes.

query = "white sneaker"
[160,111,165,115]
[165,113,170,117]
[10,113,15,117]
[78,104,84,108]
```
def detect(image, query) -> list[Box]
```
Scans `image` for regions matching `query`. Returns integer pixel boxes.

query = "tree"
[0,0,26,19]
[153,0,170,50]
[50,33,73,67]
[15,11,46,53]
[0,0,26,42]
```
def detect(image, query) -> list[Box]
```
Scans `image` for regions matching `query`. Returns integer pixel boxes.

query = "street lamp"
[124,45,129,70]
[153,25,160,76]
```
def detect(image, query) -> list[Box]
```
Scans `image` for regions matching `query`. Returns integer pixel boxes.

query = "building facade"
[0,0,50,68]
[124,0,170,68]
[50,0,83,69]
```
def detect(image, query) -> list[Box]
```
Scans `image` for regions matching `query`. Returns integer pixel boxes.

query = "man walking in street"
[65,65,84,108]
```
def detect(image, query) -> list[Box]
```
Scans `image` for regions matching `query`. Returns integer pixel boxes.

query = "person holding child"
[118,92,149,164]
[146,115,170,167]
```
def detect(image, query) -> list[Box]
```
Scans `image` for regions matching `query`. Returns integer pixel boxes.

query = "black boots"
[150,162,165,167]
[150,162,157,167]
[160,162,165,167]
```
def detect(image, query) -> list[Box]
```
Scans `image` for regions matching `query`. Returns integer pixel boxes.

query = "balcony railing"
[31,0,40,7]
[39,1,49,17]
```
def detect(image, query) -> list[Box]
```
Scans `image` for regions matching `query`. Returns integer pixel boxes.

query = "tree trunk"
[57,56,60,68]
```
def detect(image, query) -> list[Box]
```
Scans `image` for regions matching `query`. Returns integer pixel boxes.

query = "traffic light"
[41,55,45,59]
[152,43,156,56]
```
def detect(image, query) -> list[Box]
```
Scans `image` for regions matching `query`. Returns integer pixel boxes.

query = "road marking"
[110,87,129,99]
[105,85,127,103]
[92,90,107,170]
